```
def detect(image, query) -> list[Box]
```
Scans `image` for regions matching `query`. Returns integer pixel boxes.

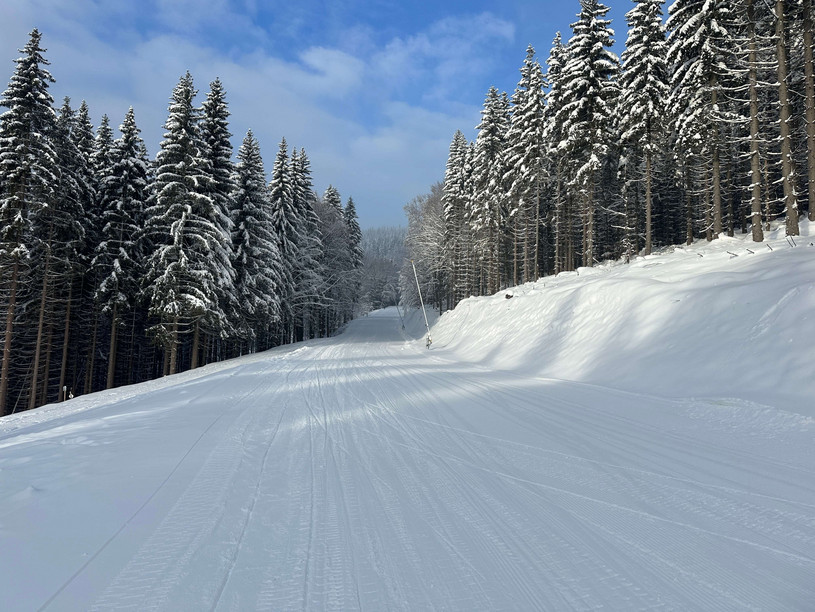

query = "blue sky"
[1,0,628,228]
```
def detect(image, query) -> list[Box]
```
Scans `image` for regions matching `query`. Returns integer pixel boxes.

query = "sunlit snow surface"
[1,223,814,610]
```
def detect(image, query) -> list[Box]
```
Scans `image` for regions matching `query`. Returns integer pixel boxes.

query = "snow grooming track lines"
[204,392,290,611]
[402,341,815,608]
[3,305,815,610]
[80,360,289,612]
[36,406,231,612]
[33,365,273,611]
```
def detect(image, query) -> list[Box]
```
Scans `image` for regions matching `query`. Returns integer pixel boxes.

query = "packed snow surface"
[1,223,814,610]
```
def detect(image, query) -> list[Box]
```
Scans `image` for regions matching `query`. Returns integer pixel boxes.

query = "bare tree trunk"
[513,214,520,286]
[711,77,722,239]
[85,309,99,395]
[777,0,799,235]
[566,193,575,272]
[533,177,541,280]
[554,165,563,275]
[127,309,137,385]
[59,280,73,399]
[1,258,20,415]
[803,0,815,222]
[169,317,179,375]
[191,321,200,370]
[704,167,713,242]
[726,157,735,237]
[40,319,54,403]
[106,302,118,389]
[748,0,764,241]
[29,250,51,410]
[762,151,774,230]
[585,178,595,267]
[685,164,694,245]
[645,149,653,255]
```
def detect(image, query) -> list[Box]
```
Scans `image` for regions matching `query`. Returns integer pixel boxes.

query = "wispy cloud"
[372,13,515,102]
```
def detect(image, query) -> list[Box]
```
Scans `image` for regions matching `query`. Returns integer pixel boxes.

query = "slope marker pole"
[411,259,432,348]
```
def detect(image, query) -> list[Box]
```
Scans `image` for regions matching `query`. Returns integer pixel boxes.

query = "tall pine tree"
[0,29,59,414]
[230,130,283,350]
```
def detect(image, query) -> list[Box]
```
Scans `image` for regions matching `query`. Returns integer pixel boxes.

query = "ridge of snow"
[429,220,815,417]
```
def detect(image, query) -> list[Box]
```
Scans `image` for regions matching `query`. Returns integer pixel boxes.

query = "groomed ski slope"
[1,224,814,611]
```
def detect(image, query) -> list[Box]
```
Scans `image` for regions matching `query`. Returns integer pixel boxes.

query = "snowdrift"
[430,221,815,417]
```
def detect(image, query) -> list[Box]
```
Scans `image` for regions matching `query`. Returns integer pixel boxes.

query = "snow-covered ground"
[433,221,815,417]
[1,223,814,610]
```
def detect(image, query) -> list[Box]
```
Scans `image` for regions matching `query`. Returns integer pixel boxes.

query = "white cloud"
[372,12,515,101]
[0,2,507,227]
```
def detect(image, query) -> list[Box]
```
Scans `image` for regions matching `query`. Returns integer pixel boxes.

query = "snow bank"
[431,221,815,416]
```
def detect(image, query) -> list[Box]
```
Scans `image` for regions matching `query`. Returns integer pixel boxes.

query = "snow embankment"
[431,221,815,416]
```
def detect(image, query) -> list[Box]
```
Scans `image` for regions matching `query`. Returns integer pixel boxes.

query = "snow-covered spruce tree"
[344,196,364,316]
[315,185,352,336]
[556,0,619,267]
[93,107,150,389]
[505,45,547,283]
[199,78,237,357]
[64,99,96,397]
[470,86,510,293]
[82,113,116,393]
[344,197,363,270]
[290,147,324,341]
[268,137,299,345]
[0,29,59,414]
[230,130,283,352]
[667,0,739,241]
[441,130,470,305]
[542,32,576,273]
[459,141,477,296]
[142,72,231,374]
[26,97,90,409]
[619,0,669,256]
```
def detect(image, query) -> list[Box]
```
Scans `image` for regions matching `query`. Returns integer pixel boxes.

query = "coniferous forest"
[0,30,363,415]
[405,0,815,311]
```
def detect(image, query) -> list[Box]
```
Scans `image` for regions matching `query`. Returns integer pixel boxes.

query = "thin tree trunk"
[1,258,20,415]
[711,75,722,239]
[748,0,764,241]
[29,249,51,410]
[645,149,653,255]
[705,168,713,242]
[554,165,562,275]
[585,178,595,267]
[40,319,54,403]
[127,309,137,385]
[168,316,179,375]
[686,165,694,245]
[803,0,815,222]
[533,176,541,280]
[59,280,73,399]
[106,302,118,389]
[777,0,799,235]
[190,320,200,370]
[85,309,99,394]
[513,210,520,286]
[726,157,735,237]
[763,151,773,231]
